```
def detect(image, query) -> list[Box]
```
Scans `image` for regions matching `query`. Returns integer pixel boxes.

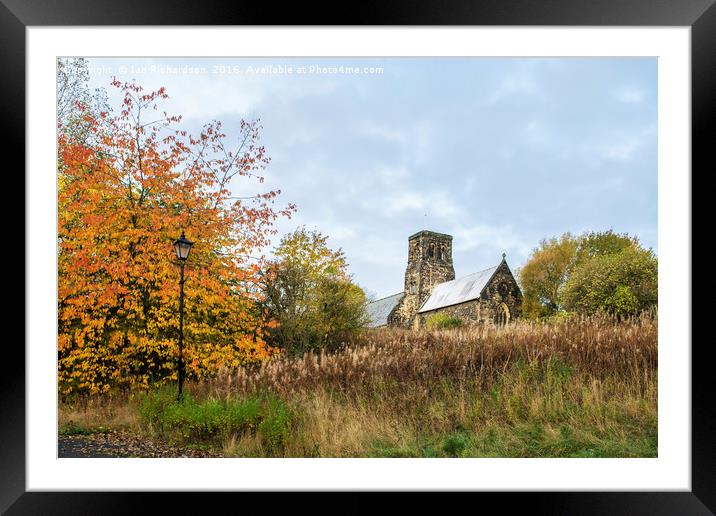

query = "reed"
[60,313,658,457]
[201,312,656,400]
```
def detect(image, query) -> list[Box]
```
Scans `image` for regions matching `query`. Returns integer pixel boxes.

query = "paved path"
[58,432,218,458]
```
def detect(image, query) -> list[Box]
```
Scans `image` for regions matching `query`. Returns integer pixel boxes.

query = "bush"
[258,396,293,453]
[544,311,578,324]
[138,388,291,449]
[442,433,470,457]
[562,246,658,317]
[426,313,463,330]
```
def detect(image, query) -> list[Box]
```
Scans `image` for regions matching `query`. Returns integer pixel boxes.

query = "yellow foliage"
[58,80,295,396]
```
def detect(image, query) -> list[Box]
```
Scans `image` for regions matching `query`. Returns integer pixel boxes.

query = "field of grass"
[59,314,657,457]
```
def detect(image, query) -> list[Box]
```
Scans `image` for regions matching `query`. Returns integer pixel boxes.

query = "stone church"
[367,230,522,329]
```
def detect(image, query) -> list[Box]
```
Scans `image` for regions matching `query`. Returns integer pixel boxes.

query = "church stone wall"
[389,230,455,328]
[416,298,483,327]
[385,230,522,329]
[416,261,522,327]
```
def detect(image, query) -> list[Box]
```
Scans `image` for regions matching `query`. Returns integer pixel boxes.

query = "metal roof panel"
[366,292,403,328]
[418,265,499,313]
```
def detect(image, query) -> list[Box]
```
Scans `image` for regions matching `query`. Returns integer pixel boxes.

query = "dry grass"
[201,313,656,399]
[60,314,658,457]
[59,393,141,435]
[219,370,656,457]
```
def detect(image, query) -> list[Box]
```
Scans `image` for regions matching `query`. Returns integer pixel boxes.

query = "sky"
[84,57,657,300]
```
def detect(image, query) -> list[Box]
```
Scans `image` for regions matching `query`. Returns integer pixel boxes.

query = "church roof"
[366,292,403,328]
[418,264,500,313]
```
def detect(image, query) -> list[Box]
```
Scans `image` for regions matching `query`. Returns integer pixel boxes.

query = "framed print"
[5,0,714,513]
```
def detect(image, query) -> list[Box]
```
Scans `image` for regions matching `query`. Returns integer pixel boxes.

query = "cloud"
[487,72,540,105]
[615,86,646,104]
[524,119,556,149]
[376,165,409,186]
[590,124,657,164]
[88,57,340,121]
[383,192,425,215]
[604,139,642,161]
[355,122,407,143]
[82,57,657,299]
[383,191,464,220]
[450,224,531,258]
[354,121,434,166]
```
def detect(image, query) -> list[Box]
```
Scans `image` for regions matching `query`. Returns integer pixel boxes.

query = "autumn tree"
[57,58,109,146]
[261,228,369,354]
[58,78,295,395]
[519,229,655,319]
[518,233,579,318]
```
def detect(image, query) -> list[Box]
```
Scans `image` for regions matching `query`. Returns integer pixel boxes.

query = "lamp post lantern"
[173,231,193,401]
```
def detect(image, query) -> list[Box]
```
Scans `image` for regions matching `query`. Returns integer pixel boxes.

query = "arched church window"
[427,243,435,259]
[438,244,446,261]
[494,303,510,327]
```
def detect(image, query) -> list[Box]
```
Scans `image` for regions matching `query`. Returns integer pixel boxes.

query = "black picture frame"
[4,0,713,513]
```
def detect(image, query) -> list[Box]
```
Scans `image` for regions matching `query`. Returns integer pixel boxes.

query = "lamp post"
[173,231,193,401]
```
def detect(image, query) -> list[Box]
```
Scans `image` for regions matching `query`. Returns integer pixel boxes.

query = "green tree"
[262,228,369,354]
[518,233,579,318]
[573,230,637,267]
[519,229,652,319]
[561,246,658,317]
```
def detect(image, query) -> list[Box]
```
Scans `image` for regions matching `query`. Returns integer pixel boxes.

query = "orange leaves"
[58,79,295,396]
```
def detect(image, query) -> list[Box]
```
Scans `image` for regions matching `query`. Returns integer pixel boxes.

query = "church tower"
[388,230,456,327]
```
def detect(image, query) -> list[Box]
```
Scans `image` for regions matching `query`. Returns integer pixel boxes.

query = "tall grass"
[59,391,141,435]
[60,314,657,457]
[201,313,656,399]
